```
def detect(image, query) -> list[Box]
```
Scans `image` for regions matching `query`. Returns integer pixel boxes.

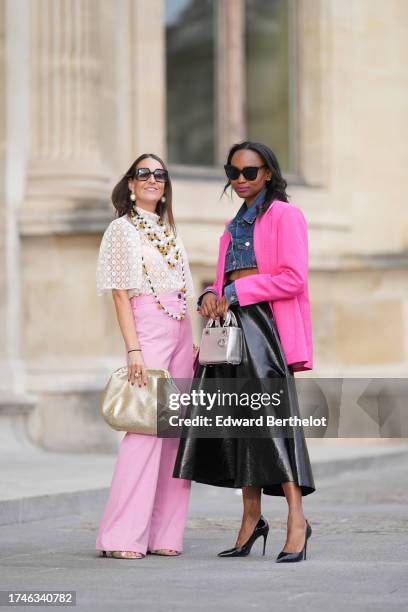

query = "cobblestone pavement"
[0,453,407,612]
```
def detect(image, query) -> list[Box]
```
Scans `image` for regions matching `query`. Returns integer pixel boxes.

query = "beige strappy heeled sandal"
[148,549,180,556]
[100,550,145,559]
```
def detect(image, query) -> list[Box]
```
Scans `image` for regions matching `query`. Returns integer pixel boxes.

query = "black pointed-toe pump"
[276,519,312,563]
[218,515,269,558]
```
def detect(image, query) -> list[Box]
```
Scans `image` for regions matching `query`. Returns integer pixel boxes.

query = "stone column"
[24,0,111,217]
[0,0,29,395]
[128,0,166,159]
[0,0,37,450]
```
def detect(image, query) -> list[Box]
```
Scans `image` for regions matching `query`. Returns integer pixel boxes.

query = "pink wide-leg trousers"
[96,292,193,555]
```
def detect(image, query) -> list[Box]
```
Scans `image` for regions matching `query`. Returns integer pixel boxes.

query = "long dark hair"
[111,153,176,232]
[223,141,289,215]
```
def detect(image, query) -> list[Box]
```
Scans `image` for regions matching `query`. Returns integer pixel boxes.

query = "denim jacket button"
[245,241,250,246]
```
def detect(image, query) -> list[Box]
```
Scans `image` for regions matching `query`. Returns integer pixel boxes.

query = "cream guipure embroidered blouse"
[96,207,195,298]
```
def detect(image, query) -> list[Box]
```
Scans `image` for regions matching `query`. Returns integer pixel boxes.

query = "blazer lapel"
[253,200,276,273]
[218,229,231,294]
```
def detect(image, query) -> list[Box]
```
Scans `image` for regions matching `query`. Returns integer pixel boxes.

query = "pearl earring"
[130,192,136,201]
[161,196,166,203]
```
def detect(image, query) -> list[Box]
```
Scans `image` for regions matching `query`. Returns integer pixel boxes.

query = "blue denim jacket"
[223,190,266,305]
[197,190,265,308]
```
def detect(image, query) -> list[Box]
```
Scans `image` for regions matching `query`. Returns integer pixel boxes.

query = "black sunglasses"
[224,164,267,181]
[134,168,169,183]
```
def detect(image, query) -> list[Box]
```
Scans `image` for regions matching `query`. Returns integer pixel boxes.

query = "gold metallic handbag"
[100,367,181,435]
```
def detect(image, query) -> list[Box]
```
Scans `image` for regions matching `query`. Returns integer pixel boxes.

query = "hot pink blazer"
[203,200,313,372]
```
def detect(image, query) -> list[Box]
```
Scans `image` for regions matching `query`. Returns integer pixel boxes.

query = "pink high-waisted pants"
[96,291,193,554]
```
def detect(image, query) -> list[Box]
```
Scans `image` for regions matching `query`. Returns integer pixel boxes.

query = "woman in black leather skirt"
[173,142,315,562]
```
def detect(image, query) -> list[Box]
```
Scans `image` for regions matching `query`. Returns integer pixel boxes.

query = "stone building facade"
[1,0,407,451]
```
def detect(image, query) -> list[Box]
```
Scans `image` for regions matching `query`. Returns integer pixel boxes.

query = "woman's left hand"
[217,296,229,318]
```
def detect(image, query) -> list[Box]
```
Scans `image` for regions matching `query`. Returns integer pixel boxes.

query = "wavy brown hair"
[111,153,175,232]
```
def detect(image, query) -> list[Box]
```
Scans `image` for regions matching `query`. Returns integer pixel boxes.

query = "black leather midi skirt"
[173,301,316,496]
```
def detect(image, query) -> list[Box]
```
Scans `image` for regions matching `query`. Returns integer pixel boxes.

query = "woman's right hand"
[127,350,148,387]
[199,292,219,319]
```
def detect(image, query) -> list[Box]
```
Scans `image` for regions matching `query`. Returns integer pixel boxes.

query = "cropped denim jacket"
[198,190,265,307]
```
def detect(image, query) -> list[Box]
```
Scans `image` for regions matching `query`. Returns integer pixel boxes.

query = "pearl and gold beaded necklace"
[129,207,187,321]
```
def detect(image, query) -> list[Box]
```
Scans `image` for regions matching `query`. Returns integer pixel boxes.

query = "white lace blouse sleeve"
[176,232,195,299]
[96,217,142,295]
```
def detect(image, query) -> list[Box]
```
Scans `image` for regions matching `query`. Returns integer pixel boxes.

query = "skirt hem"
[185,475,315,497]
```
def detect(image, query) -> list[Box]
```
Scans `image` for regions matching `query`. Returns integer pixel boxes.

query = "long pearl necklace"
[130,207,187,321]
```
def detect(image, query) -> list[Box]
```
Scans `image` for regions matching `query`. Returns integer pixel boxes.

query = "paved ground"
[2,439,407,525]
[1,449,407,611]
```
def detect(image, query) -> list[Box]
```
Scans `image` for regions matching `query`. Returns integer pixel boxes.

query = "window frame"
[165,0,300,178]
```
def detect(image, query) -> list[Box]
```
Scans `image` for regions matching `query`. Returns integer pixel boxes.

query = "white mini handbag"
[198,310,243,366]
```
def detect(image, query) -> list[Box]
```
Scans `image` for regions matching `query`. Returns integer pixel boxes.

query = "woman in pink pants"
[95,153,194,559]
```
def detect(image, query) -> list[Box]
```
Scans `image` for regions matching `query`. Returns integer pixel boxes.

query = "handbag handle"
[205,310,239,329]
[205,317,221,329]
[222,310,238,328]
